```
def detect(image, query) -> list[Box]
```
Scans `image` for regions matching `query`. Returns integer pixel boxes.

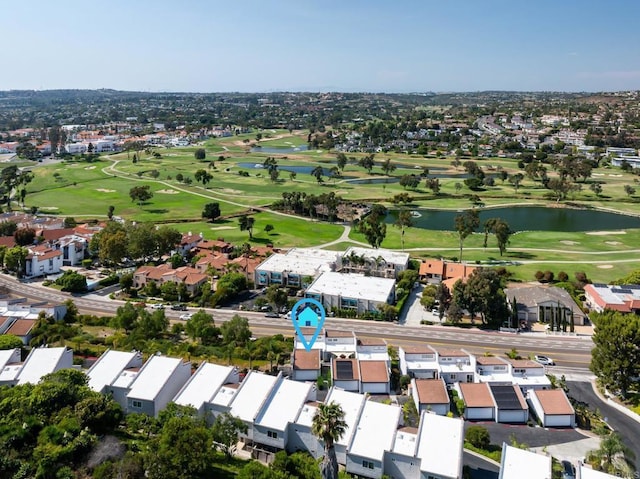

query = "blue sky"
[3,0,640,93]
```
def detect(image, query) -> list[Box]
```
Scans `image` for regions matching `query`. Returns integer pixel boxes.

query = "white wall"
[346,453,383,479]
[286,424,321,458]
[497,409,528,424]
[361,382,390,395]
[465,407,495,421]
[384,452,421,479]
[293,369,319,381]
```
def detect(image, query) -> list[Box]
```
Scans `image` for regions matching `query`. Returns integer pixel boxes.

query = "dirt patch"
[96,188,116,193]
[220,188,243,194]
[560,240,579,245]
[84,166,96,170]
[605,241,622,245]
[157,189,179,194]
[597,264,614,269]
[586,230,627,235]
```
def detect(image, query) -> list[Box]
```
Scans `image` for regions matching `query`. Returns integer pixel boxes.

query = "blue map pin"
[290,298,326,351]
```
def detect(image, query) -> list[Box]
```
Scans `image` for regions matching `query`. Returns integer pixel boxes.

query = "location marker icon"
[290,298,326,351]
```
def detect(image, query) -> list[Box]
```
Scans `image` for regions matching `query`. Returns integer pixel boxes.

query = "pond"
[237,162,333,176]
[386,206,640,232]
[251,145,309,154]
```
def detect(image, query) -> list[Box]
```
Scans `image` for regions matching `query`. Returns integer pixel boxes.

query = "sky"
[3,0,640,93]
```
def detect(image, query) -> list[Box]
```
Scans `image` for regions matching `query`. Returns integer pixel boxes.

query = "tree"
[358,154,375,174]
[55,270,88,293]
[0,334,23,350]
[312,402,347,479]
[264,224,274,234]
[587,432,636,476]
[155,225,182,258]
[194,148,206,160]
[590,310,640,399]
[129,185,153,205]
[394,209,413,251]
[381,158,396,175]
[358,204,387,249]
[202,202,221,222]
[127,222,157,262]
[14,227,36,246]
[590,182,603,197]
[238,215,255,240]
[311,165,324,184]
[120,272,134,293]
[4,246,28,277]
[624,184,636,197]
[425,177,440,195]
[483,218,512,256]
[211,412,248,459]
[336,152,347,171]
[220,314,252,347]
[547,178,571,202]
[454,209,480,262]
[91,221,128,265]
[266,285,288,310]
[114,302,140,333]
[185,310,220,345]
[399,174,420,190]
[508,173,525,193]
[194,169,212,186]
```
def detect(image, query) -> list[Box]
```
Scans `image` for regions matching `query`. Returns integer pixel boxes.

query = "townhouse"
[173,362,239,415]
[86,349,145,394]
[15,346,73,386]
[584,283,640,313]
[411,378,450,416]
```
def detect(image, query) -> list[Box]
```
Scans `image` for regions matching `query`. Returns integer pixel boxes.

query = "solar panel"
[335,361,354,380]
[489,385,523,410]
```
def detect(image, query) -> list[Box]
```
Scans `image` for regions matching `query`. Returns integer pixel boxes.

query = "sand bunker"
[210,226,234,230]
[560,240,579,245]
[220,188,243,194]
[587,230,627,235]
[84,166,96,170]
[597,264,614,269]
[96,188,116,193]
[157,189,179,194]
[605,241,622,245]
[39,206,59,210]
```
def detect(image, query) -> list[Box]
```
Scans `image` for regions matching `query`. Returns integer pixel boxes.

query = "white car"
[179,313,193,321]
[150,303,165,310]
[534,355,555,366]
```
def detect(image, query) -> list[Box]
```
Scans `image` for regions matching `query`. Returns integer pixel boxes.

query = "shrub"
[465,425,490,449]
[534,271,544,282]
[557,271,569,282]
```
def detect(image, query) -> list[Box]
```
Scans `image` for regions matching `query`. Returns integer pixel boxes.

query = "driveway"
[399,283,441,327]
[464,422,585,449]
[567,381,640,470]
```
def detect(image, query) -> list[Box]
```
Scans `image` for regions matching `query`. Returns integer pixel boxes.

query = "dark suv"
[171,304,187,311]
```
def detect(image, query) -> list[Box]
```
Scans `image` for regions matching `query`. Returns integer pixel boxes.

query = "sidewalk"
[591,381,640,425]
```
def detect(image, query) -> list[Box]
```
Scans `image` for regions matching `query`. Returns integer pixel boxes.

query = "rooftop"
[127,356,188,401]
[477,356,509,366]
[173,363,236,410]
[256,379,312,431]
[17,347,71,385]
[417,412,464,478]
[307,271,396,303]
[293,349,321,370]
[294,401,319,428]
[325,388,366,447]
[391,429,418,456]
[343,246,410,266]
[414,379,449,404]
[401,345,436,355]
[86,350,142,393]
[229,371,279,422]
[333,358,359,381]
[257,248,339,277]
[459,382,496,408]
[499,443,551,479]
[533,389,575,415]
[490,385,528,411]
[349,400,401,461]
[359,361,389,383]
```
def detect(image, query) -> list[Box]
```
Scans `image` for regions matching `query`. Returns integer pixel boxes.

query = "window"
[362,460,374,469]
[267,430,278,439]
[449,374,457,380]
[132,400,142,409]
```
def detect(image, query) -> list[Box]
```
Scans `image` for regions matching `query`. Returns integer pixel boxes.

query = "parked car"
[264,312,280,318]
[534,355,555,366]
[561,461,575,479]
[179,313,193,321]
[171,304,187,311]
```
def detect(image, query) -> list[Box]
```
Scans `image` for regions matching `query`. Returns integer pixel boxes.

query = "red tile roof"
[6,319,36,336]
[359,360,389,383]
[293,349,321,370]
[459,382,496,408]
[414,378,449,404]
[533,389,575,415]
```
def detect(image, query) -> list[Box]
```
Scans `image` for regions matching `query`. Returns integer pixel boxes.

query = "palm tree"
[312,401,347,479]
[588,432,635,475]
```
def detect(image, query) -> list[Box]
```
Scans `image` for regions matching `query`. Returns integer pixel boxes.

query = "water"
[250,145,309,154]
[386,206,640,232]
[237,162,333,176]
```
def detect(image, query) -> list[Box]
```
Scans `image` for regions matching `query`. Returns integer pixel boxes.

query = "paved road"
[0,274,593,368]
[465,421,585,448]
[464,451,499,479]
[567,381,640,470]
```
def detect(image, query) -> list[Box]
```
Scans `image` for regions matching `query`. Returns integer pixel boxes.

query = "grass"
[18,132,640,284]
[464,442,502,463]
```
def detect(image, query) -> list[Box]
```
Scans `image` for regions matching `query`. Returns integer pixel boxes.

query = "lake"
[386,206,640,232]
[251,145,309,154]
[237,162,333,176]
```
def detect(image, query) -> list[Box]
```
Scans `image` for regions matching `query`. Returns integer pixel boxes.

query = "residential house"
[322,388,367,465]
[399,345,439,379]
[323,330,357,362]
[305,272,396,316]
[504,285,586,326]
[86,349,144,394]
[253,378,315,452]
[133,264,208,295]
[416,411,464,479]
[332,358,360,392]
[254,248,339,288]
[5,319,37,345]
[476,356,512,385]
[287,401,321,458]
[507,359,551,391]
[457,382,497,421]
[437,349,476,384]
[490,385,529,424]
[411,378,450,416]
[172,362,239,415]
[177,232,203,256]
[579,466,619,479]
[528,389,575,428]
[24,245,63,278]
[499,443,551,479]
[346,400,401,479]
[291,349,321,382]
[340,246,409,278]
[383,427,421,479]
[0,348,22,386]
[125,355,192,417]
[419,259,478,285]
[227,371,281,441]
[356,337,390,365]
[359,360,390,394]
[584,283,640,313]
[16,346,73,385]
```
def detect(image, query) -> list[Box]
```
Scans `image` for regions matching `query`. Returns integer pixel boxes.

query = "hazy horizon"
[3,0,640,93]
